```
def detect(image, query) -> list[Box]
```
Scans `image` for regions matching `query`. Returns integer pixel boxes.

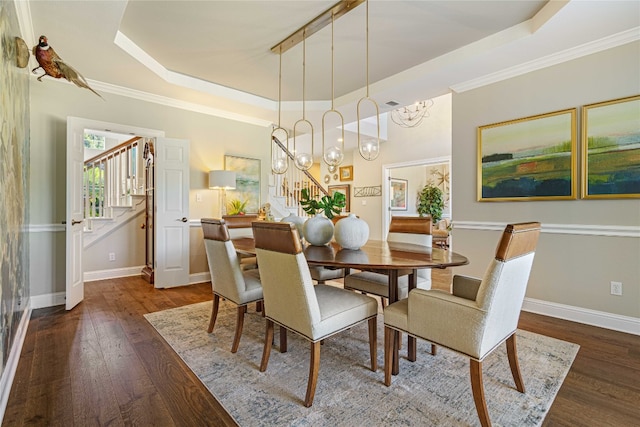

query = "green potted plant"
[299,188,346,219]
[417,184,444,224]
[227,198,248,215]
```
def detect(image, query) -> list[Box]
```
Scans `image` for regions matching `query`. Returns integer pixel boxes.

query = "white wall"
[451,42,640,323]
[29,80,271,298]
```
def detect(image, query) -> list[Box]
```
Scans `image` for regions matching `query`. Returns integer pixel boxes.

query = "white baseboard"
[190,271,211,285]
[523,297,640,336]
[84,265,146,282]
[31,292,66,309]
[0,302,32,423]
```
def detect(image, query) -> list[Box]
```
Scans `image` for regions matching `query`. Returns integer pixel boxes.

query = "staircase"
[267,136,328,218]
[83,136,147,248]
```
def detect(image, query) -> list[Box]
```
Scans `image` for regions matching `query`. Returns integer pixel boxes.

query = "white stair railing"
[83,136,145,227]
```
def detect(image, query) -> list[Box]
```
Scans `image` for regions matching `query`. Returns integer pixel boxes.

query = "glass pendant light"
[357,0,380,161]
[271,46,289,175]
[293,30,314,171]
[322,13,344,169]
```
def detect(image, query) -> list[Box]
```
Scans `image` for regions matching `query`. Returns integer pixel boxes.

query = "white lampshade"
[209,170,236,189]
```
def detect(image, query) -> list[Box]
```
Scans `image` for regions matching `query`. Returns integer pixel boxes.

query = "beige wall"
[451,42,640,319]
[29,80,270,297]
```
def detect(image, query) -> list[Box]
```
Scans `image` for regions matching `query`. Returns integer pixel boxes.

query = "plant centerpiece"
[417,184,444,224]
[227,198,248,215]
[299,188,346,246]
[299,188,346,219]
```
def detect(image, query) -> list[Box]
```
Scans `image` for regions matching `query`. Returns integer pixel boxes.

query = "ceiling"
[22,1,640,133]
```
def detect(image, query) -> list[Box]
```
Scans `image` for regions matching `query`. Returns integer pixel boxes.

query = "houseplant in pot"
[417,184,444,224]
[299,188,346,245]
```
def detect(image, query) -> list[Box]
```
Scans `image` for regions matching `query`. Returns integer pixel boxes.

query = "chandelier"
[390,99,434,128]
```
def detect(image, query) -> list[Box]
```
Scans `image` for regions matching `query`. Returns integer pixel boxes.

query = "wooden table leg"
[408,270,417,362]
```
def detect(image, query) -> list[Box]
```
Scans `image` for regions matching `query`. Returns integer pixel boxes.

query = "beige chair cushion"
[309,266,345,282]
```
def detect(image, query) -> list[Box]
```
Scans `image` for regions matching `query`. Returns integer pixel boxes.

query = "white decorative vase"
[303,214,334,246]
[280,213,305,239]
[334,213,369,250]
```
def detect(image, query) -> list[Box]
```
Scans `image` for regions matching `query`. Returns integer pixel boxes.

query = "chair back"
[388,216,432,283]
[476,222,541,355]
[201,218,247,303]
[252,222,320,338]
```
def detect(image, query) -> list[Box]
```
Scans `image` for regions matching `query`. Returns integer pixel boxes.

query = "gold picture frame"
[328,184,350,212]
[478,108,577,201]
[339,165,353,181]
[581,94,640,199]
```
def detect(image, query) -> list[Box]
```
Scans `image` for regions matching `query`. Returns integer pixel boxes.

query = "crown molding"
[454,221,640,238]
[451,27,640,93]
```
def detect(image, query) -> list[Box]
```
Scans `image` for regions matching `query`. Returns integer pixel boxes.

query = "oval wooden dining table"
[232,237,469,368]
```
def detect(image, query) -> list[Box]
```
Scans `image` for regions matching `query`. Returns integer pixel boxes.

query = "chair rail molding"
[454,221,640,238]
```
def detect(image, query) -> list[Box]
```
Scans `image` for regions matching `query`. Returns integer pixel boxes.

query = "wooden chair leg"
[368,317,377,372]
[256,300,263,313]
[279,326,288,353]
[470,360,491,427]
[260,320,274,372]
[408,336,416,362]
[231,306,246,353]
[304,341,321,407]
[392,330,400,375]
[207,294,220,333]
[431,344,437,355]
[384,326,395,386]
[506,334,525,393]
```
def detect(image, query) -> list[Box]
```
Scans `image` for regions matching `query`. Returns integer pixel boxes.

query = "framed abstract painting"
[478,108,577,201]
[390,178,408,210]
[581,95,640,199]
[224,155,261,213]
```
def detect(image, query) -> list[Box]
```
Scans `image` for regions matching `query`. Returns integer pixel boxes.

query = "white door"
[66,118,86,309]
[154,138,190,288]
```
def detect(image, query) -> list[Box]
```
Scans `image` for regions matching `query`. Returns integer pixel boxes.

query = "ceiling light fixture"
[322,12,345,169]
[390,99,434,128]
[271,46,289,175]
[293,30,314,171]
[357,0,380,161]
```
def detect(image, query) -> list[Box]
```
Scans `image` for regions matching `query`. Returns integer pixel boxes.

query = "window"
[83,132,105,149]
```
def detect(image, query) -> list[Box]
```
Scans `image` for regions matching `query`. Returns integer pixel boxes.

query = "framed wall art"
[581,94,640,199]
[478,108,577,201]
[390,178,408,210]
[328,184,350,212]
[224,155,261,213]
[339,165,353,181]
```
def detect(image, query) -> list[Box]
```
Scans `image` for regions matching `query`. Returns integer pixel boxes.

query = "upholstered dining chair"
[201,218,263,353]
[252,221,378,407]
[344,216,433,307]
[383,222,541,427]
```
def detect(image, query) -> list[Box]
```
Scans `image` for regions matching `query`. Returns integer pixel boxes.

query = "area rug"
[145,299,579,427]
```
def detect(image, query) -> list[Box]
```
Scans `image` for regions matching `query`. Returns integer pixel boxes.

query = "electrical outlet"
[109,252,116,262]
[196,193,202,202]
[610,281,622,296]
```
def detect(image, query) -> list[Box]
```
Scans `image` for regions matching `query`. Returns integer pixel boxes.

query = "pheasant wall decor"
[32,35,103,99]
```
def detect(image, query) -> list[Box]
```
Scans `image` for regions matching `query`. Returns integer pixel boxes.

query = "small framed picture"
[390,178,408,210]
[339,165,353,181]
[329,184,350,212]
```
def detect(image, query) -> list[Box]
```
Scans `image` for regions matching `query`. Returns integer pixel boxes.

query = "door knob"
[71,219,83,225]
[179,217,188,223]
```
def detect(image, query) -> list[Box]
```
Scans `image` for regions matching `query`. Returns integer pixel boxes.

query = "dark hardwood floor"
[3,271,639,426]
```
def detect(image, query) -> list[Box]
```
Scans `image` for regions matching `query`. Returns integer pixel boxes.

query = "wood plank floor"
[3,271,639,426]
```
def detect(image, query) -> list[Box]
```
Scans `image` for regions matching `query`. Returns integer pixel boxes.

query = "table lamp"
[209,170,236,217]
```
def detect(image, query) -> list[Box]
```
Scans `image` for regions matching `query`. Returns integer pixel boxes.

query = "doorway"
[381,156,451,238]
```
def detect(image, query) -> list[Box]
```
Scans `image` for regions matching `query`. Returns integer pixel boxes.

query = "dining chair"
[252,221,378,407]
[201,218,263,353]
[222,214,260,270]
[383,222,541,427]
[344,216,433,307]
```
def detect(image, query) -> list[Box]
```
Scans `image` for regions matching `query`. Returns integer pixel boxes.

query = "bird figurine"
[32,35,103,99]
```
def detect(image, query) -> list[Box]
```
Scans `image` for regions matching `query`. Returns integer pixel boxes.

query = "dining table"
[232,237,469,369]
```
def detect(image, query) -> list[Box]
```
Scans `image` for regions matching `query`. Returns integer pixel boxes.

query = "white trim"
[454,221,639,238]
[523,297,640,336]
[26,223,65,232]
[0,303,32,423]
[190,272,211,285]
[451,28,640,93]
[84,265,146,282]
[31,292,66,309]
